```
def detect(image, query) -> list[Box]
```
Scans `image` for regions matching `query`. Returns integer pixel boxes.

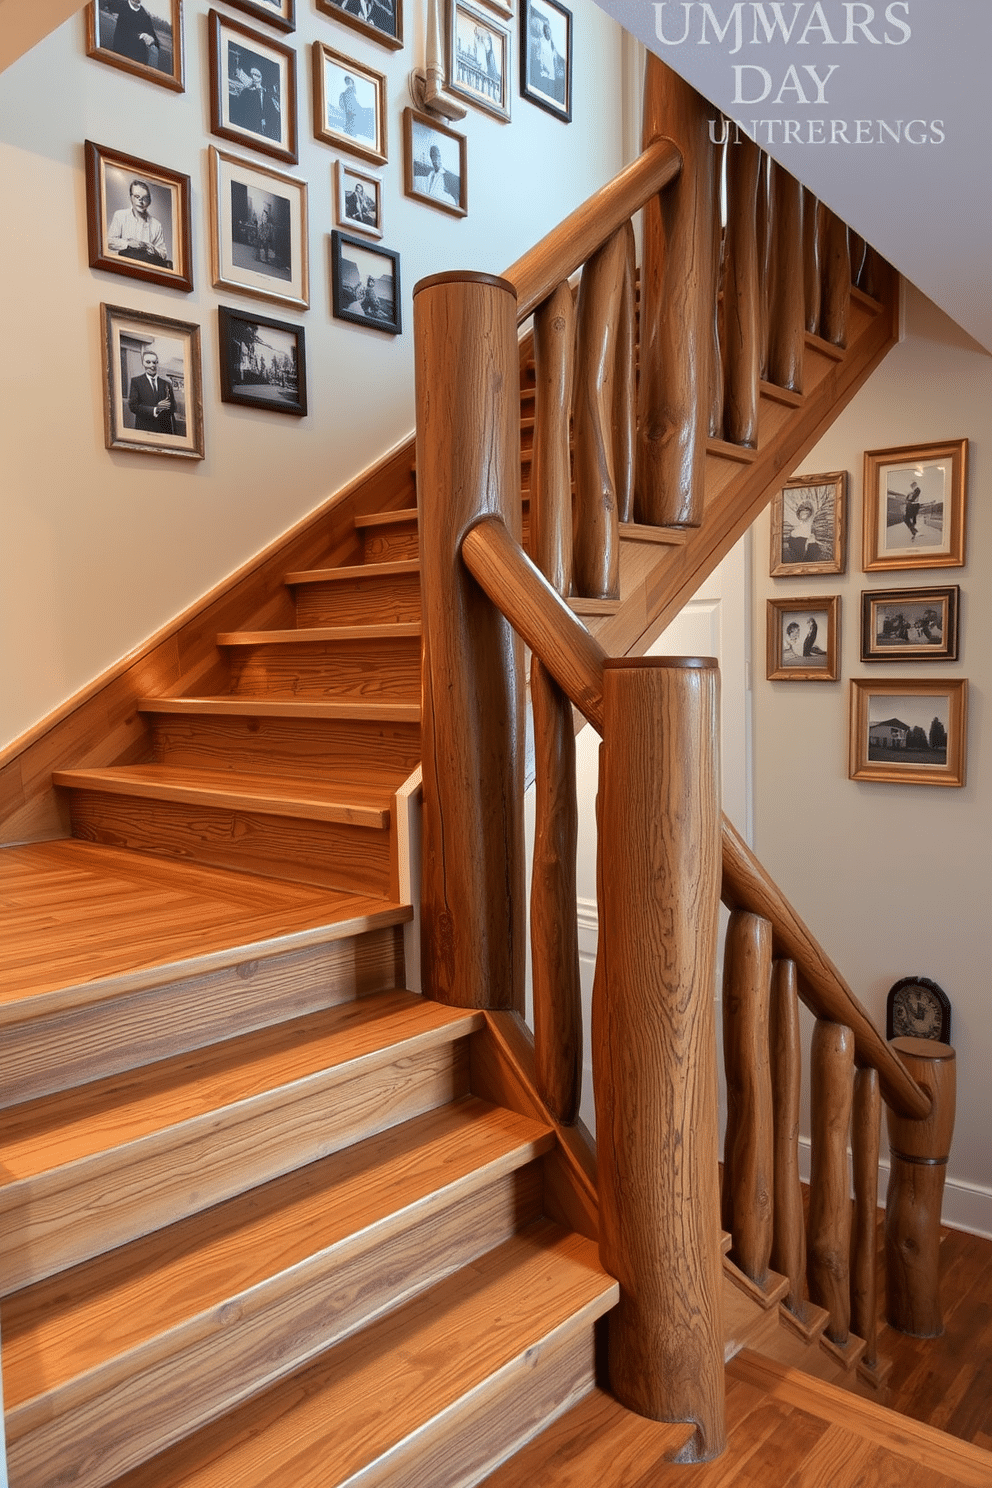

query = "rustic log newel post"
[885,1035,956,1337]
[594,655,725,1461]
[413,271,525,1012]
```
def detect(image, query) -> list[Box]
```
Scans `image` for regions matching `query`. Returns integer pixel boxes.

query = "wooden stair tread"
[353,509,418,530]
[140,696,421,722]
[286,559,420,585]
[217,622,422,645]
[103,1221,618,1488]
[619,521,691,546]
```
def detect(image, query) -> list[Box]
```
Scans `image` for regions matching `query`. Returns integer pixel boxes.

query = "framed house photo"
[86,0,184,90]
[85,142,193,292]
[770,471,847,577]
[222,0,295,32]
[403,109,467,218]
[860,585,960,663]
[331,231,401,334]
[520,0,572,123]
[209,146,309,310]
[218,305,307,415]
[316,0,403,51]
[209,9,298,165]
[313,45,388,167]
[863,438,967,571]
[101,302,203,459]
[449,0,511,123]
[766,596,840,682]
[335,161,383,239]
[849,678,967,788]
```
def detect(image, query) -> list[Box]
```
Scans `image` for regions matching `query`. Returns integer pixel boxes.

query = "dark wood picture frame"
[316,0,403,51]
[222,0,295,32]
[520,0,572,123]
[312,44,388,167]
[218,305,307,415]
[402,108,467,218]
[862,438,967,572]
[101,301,204,459]
[209,9,298,165]
[330,230,401,335]
[849,678,967,787]
[85,141,193,293]
[770,470,847,577]
[86,0,185,90]
[860,585,960,663]
[448,0,511,123]
[766,596,840,682]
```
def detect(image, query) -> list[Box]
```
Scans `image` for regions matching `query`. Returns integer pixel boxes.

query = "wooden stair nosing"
[286,559,421,586]
[217,622,422,646]
[140,696,421,722]
[723,1256,791,1311]
[353,509,419,531]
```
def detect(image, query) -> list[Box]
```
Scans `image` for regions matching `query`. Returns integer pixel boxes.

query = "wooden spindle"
[801,189,823,335]
[756,149,771,381]
[859,244,884,301]
[807,1018,855,1345]
[595,656,724,1459]
[766,160,804,393]
[532,281,576,597]
[821,210,851,348]
[722,130,760,449]
[885,1036,956,1337]
[708,125,726,439]
[769,958,806,1317]
[850,1065,881,1368]
[848,230,867,293]
[721,910,774,1287]
[612,220,636,524]
[573,226,626,598]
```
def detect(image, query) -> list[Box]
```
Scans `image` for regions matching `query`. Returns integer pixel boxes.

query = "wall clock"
[886,975,951,1044]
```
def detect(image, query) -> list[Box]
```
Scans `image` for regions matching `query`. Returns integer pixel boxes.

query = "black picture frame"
[317,0,403,51]
[85,141,193,292]
[218,305,307,415]
[520,0,572,123]
[209,9,298,165]
[860,585,960,663]
[86,0,185,91]
[330,230,401,334]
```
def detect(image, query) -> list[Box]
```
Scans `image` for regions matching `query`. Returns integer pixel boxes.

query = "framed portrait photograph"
[209,146,309,310]
[209,9,298,165]
[770,470,847,577]
[313,45,388,167]
[223,0,295,32]
[316,0,403,51]
[85,142,193,292]
[449,0,511,123]
[860,585,960,663]
[862,438,967,571]
[766,596,840,682]
[218,305,307,416]
[849,678,967,788]
[101,302,203,459]
[403,109,467,218]
[520,0,572,122]
[335,161,383,239]
[86,0,184,90]
[331,231,401,334]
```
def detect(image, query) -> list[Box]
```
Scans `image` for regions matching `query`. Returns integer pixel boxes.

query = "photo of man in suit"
[127,349,176,433]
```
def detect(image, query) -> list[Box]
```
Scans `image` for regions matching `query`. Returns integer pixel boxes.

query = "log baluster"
[756,148,771,381]
[721,910,774,1286]
[848,231,867,294]
[859,244,884,300]
[595,656,724,1460]
[821,210,851,348]
[850,1065,881,1369]
[766,161,805,393]
[531,281,575,597]
[573,227,627,598]
[769,958,807,1317]
[722,130,761,449]
[612,220,637,524]
[885,1036,956,1337]
[802,188,824,336]
[708,124,726,439]
[807,1018,855,1344]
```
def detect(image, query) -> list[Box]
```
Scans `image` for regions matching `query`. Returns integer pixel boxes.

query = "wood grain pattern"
[224,631,422,701]
[768,957,807,1317]
[807,1018,855,1345]
[612,221,637,524]
[722,130,761,449]
[822,209,851,348]
[721,910,774,1288]
[766,161,805,393]
[290,564,423,626]
[803,190,825,334]
[531,279,576,599]
[850,1065,881,1366]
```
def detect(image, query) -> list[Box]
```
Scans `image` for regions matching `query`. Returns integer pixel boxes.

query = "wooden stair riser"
[0,925,406,1109]
[147,711,421,781]
[226,634,422,702]
[357,515,420,563]
[293,572,422,627]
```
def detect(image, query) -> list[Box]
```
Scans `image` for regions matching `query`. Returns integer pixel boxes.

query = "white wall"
[752,285,992,1237]
[0,0,626,747]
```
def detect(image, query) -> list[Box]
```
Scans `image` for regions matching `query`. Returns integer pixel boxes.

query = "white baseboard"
[797,1137,992,1241]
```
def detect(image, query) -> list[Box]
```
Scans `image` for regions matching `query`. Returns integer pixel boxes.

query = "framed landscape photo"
[313,45,388,167]
[520,0,572,122]
[335,161,383,238]
[101,302,203,459]
[863,438,967,571]
[86,0,184,90]
[449,0,511,123]
[849,678,967,787]
[209,146,309,310]
[317,0,403,51]
[218,305,307,415]
[223,0,295,32]
[403,109,467,218]
[209,9,298,165]
[860,585,960,663]
[770,470,847,577]
[331,231,401,334]
[85,142,193,292]
[766,596,840,682]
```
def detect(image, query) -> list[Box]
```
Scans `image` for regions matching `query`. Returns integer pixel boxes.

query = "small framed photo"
[223,0,295,32]
[766,596,839,681]
[209,9,298,165]
[449,0,511,123]
[102,302,203,459]
[863,439,967,571]
[520,0,572,122]
[849,678,967,788]
[313,45,388,167]
[85,142,192,292]
[218,305,307,415]
[335,161,383,239]
[87,0,184,89]
[770,471,847,577]
[316,0,403,51]
[403,109,467,218]
[860,585,960,663]
[209,146,308,310]
[331,231,401,335]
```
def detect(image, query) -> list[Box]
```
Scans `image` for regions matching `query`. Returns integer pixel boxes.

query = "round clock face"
[892,982,944,1040]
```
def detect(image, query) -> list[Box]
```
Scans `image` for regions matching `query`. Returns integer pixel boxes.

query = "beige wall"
[0,0,625,746]
[752,285,992,1236]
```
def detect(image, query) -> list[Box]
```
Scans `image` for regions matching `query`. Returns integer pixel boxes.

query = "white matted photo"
[102,302,203,458]
[210,146,309,310]
[863,439,967,571]
[335,160,383,238]
[449,0,511,122]
[403,108,466,217]
[209,10,298,164]
[521,0,572,122]
[313,45,388,167]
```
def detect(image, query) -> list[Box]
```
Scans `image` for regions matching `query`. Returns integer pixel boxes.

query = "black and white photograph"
[863,439,967,571]
[210,146,309,309]
[335,161,383,238]
[331,231,401,334]
[449,0,511,122]
[223,0,295,33]
[313,45,388,167]
[403,109,467,218]
[87,0,184,89]
[520,0,572,122]
[317,0,403,51]
[770,470,847,577]
[766,596,839,682]
[85,142,193,292]
[209,10,298,165]
[101,302,203,458]
[218,305,307,415]
[860,585,960,662]
[850,678,967,787]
